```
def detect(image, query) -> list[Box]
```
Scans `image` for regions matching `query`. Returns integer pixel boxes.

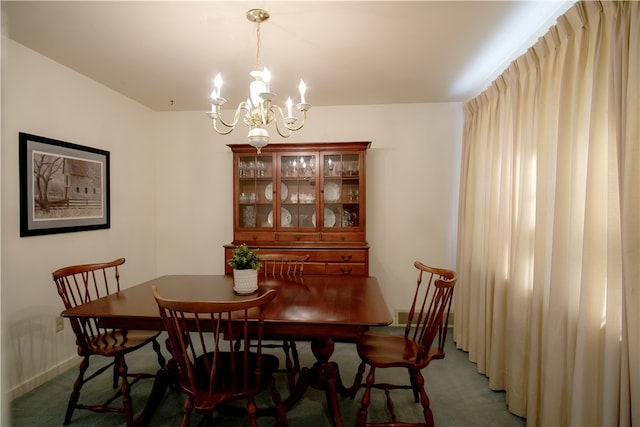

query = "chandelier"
[206,9,311,153]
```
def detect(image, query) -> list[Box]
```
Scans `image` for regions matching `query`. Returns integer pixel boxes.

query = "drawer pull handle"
[340,267,353,275]
[341,255,352,261]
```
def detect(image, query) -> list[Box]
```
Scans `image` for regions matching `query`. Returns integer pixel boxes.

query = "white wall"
[1,40,463,417]
[1,40,158,409]
[152,111,234,275]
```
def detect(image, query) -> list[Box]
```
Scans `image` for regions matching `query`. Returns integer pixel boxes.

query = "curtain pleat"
[455,1,639,425]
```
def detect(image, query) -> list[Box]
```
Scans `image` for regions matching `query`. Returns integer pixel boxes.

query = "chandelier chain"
[256,21,262,68]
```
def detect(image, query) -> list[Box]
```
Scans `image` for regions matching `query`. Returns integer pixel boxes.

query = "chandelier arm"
[215,102,250,129]
[271,105,307,134]
[211,119,236,135]
[274,124,293,138]
[211,102,254,136]
[288,110,307,132]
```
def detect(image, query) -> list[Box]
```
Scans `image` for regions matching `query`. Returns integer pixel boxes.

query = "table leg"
[282,337,349,427]
[133,341,180,427]
[133,367,173,427]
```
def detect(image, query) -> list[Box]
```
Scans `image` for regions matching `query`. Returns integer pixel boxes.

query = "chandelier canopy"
[206,9,311,153]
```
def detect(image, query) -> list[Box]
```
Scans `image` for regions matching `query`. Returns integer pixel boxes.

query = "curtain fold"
[455,1,639,425]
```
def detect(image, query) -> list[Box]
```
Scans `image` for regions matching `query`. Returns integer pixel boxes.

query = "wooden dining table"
[61,274,393,427]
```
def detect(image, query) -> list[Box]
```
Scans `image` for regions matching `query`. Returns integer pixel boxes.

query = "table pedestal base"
[282,337,358,427]
[132,337,358,427]
[132,367,173,427]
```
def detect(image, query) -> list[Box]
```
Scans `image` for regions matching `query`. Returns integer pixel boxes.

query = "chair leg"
[117,354,135,427]
[409,367,420,403]
[350,360,367,399]
[113,356,120,389]
[180,397,193,427]
[246,397,258,427]
[384,386,398,423]
[283,340,299,391]
[414,369,435,427]
[152,337,166,368]
[64,355,90,425]
[269,374,289,427]
[290,340,300,373]
[357,365,375,427]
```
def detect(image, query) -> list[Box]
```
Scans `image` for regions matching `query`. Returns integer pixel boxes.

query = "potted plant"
[227,244,262,294]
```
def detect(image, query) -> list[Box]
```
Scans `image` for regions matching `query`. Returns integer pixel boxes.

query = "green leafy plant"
[227,244,262,270]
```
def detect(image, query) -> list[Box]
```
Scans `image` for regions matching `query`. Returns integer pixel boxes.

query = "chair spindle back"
[52,258,126,354]
[153,287,278,408]
[404,261,457,360]
[259,254,309,277]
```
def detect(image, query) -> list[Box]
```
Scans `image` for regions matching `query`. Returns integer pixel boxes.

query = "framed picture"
[19,133,110,237]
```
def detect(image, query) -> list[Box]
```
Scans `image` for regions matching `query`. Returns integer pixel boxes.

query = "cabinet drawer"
[303,262,327,275]
[234,231,277,242]
[277,232,322,242]
[307,250,367,263]
[326,263,367,276]
[321,232,366,242]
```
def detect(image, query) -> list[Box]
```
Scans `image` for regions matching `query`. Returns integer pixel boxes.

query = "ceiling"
[3,1,575,112]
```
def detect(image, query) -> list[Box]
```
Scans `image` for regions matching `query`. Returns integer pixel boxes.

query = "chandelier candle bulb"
[214,73,223,99]
[286,97,293,118]
[299,80,307,104]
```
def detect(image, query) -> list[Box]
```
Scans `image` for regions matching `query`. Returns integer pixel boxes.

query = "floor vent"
[396,310,410,325]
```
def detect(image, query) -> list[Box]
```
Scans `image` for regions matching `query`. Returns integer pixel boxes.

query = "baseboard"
[8,356,78,400]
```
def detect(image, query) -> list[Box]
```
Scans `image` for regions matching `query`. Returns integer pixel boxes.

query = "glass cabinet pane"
[322,153,361,229]
[281,154,317,228]
[238,154,274,228]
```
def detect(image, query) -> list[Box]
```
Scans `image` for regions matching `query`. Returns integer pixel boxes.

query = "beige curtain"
[455,1,639,426]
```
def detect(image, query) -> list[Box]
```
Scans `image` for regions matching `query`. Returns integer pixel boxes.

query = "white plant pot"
[233,269,259,294]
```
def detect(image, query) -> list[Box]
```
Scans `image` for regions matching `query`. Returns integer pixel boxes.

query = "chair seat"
[194,352,280,389]
[188,352,279,411]
[83,329,161,357]
[357,332,421,367]
[357,332,445,368]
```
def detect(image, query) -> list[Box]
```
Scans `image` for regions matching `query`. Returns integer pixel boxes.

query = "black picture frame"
[19,133,110,237]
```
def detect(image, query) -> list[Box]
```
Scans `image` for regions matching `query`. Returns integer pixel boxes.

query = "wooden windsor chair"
[258,253,310,391]
[351,261,457,427]
[52,258,166,426]
[152,286,289,427]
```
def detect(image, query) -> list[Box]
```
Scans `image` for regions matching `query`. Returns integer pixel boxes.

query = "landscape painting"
[19,133,110,236]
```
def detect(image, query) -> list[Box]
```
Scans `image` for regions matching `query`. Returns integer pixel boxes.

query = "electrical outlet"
[55,316,64,332]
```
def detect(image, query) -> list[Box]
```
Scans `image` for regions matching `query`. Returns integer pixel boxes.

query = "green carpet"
[10,329,525,426]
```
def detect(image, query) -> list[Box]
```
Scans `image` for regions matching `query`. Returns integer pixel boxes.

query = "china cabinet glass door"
[280,154,318,228]
[322,153,361,229]
[237,154,274,228]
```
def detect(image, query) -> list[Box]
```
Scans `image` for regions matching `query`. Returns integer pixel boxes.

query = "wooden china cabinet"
[224,141,371,276]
